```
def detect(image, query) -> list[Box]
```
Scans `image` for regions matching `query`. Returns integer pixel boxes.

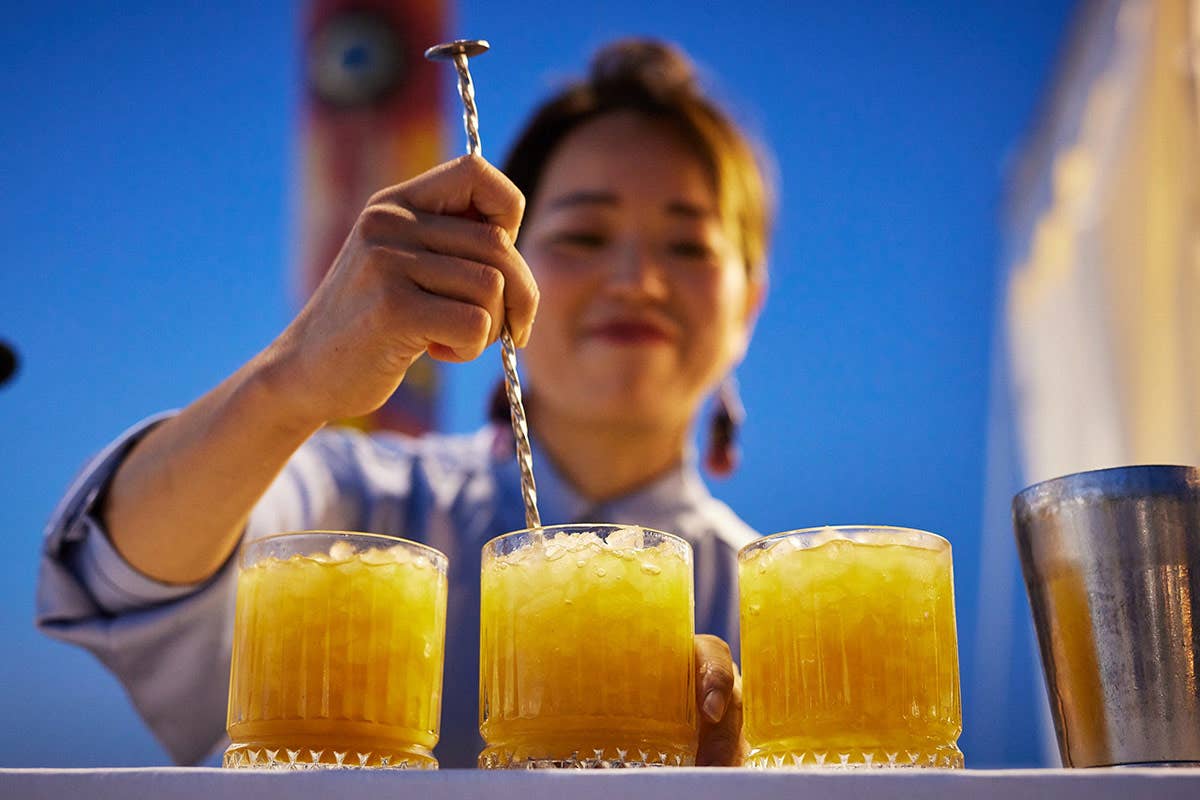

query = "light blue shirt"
[36,414,757,768]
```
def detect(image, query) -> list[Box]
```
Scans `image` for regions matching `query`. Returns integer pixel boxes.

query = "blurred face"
[520,111,762,432]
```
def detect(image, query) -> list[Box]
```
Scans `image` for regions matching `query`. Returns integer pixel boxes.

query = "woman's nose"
[606,240,669,299]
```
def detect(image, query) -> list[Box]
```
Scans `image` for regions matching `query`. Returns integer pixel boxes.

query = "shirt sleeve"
[33,415,397,765]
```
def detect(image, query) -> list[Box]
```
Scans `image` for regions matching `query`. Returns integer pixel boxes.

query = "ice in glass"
[479,524,697,768]
[224,531,448,769]
[738,526,963,768]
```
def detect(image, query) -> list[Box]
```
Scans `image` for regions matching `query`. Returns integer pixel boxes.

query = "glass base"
[479,742,695,769]
[223,742,437,770]
[745,743,963,769]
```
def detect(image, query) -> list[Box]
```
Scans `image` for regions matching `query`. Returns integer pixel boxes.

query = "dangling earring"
[488,378,514,460]
[705,375,745,478]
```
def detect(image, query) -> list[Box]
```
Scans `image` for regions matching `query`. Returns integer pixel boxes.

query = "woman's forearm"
[101,156,535,587]
[102,353,322,585]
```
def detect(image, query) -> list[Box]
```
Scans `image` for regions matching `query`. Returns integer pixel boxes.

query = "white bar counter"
[4,767,1200,800]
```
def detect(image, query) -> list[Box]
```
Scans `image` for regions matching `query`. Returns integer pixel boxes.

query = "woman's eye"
[553,231,608,249]
[668,240,715,260]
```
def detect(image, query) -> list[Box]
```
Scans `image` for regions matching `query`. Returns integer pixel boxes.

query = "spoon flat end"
[424,39,490,61]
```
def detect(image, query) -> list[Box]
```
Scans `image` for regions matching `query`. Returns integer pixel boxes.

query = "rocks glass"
[478,524,697,768]
[739,526,963,768]
[223,531,448,769]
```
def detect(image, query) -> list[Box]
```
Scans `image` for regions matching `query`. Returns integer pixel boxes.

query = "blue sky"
[1,0,1074,767]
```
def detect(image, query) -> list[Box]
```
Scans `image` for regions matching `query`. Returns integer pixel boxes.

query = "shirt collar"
[493,424,710,530]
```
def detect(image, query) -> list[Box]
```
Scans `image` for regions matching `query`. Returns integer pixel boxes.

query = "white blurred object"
[975,0,1200,767]
[1007,0,1200,481]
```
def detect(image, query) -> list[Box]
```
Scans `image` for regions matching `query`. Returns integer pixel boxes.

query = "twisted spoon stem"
[435,44,541,529]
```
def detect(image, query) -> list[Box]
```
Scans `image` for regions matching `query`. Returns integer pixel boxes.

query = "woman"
[36,39,772,768]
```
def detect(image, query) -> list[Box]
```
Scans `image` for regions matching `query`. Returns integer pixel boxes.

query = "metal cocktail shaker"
[1012,465,1200,767]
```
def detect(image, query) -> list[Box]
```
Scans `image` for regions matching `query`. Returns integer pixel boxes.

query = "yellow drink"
[739,527,962,768]
[479,525,697,768]
[224,532,448,769]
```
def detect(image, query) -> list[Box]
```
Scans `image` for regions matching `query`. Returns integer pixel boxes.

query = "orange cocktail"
[479,524,697,768]
[224,531,448,769]
[739,526,962,768]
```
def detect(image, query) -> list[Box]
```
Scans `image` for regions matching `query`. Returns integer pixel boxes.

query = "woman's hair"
[502,38,774,282]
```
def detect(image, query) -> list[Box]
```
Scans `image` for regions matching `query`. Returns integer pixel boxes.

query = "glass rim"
[482,522,690,553]
[243,529,448,565]
[738,524,949,559]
